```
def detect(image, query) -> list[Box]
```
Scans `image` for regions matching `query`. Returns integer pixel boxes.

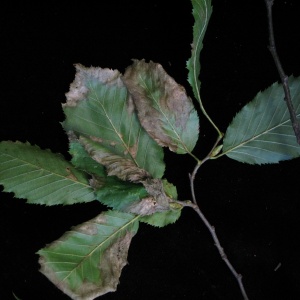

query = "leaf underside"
[62,64,165,178]
[187,0,213,102]
[38,210,139,300]
[223,76,300,164]
[123,59,199,154]
[0,141,94,205]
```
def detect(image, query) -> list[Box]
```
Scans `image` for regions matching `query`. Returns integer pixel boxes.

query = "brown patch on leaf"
[80,136,150,183]
[89,136,103,143]
[98,231,134,293]
[140,178,170,212]
[72,221,98,236]
[89,175,105,190]
[125,196,159,215]
[66,167,78,181]
[128,141,138,158]
[63,64,122,108]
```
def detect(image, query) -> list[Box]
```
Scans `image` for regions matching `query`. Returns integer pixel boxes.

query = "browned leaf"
[38,211,139,300]
[122,59,199,154]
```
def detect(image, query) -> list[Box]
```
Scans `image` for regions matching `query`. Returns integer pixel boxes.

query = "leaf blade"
[62,64,165,178]
[38,210,139,300]
[187,0,213,102]
[140,209,182,228]
[0,141,94,205]
[123,59,199,154]
[223,76,300,164]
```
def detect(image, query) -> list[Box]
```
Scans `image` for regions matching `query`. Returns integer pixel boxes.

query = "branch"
[264,0,300,144]
[174,195,249,299]
[178,141,250,300]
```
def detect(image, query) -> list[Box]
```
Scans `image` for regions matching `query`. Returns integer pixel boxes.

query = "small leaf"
[62,64,165,178]
[141,208,182,228]
[38,210,139,300]
[210,144,223,157]
[162,179,178,200]
[79,136,150,182]
[186,0,213,102]
[223,76,300,164]
[123,59,199,154]
[0,141,94,205]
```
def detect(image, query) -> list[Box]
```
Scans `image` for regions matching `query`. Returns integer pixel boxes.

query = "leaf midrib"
[223,112,300,155]
[0,152,90,188]
[43,214,140,283]
[88,82,141,167]
[138,74,189,153]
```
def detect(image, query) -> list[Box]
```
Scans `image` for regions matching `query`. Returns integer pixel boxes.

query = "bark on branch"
[264,0,300,144]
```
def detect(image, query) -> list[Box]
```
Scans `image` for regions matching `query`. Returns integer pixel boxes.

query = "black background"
[1,1,300,299]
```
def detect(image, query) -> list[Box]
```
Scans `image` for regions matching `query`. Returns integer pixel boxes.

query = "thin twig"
[189,135,222,205]
[180,135,250,300]
[173,197,249,300]
[264,0,300,144]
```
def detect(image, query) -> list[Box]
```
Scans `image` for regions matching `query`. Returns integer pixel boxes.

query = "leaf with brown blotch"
[79,136,150,183]
[62,64,165,179]
[38,210,139,300]
[122,59,199,154]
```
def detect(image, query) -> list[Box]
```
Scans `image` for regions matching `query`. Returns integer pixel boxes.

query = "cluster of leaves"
[1,0,300,299]
[0,59,191,299]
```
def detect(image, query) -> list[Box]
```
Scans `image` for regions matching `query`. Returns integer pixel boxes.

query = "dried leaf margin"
[38,210,139,300]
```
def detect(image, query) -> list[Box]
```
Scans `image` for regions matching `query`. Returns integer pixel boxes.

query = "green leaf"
[93,178,148,211]
[123,59,199,154]
[223,76,300,164]
[141,208,182,228]
[62,64,165,178]
[162,178,178,200]
[38,210,139,300]
[187,0,213,102]
[0,141,94,205]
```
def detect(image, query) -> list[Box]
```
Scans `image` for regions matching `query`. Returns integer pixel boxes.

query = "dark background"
[1,1,300,299]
